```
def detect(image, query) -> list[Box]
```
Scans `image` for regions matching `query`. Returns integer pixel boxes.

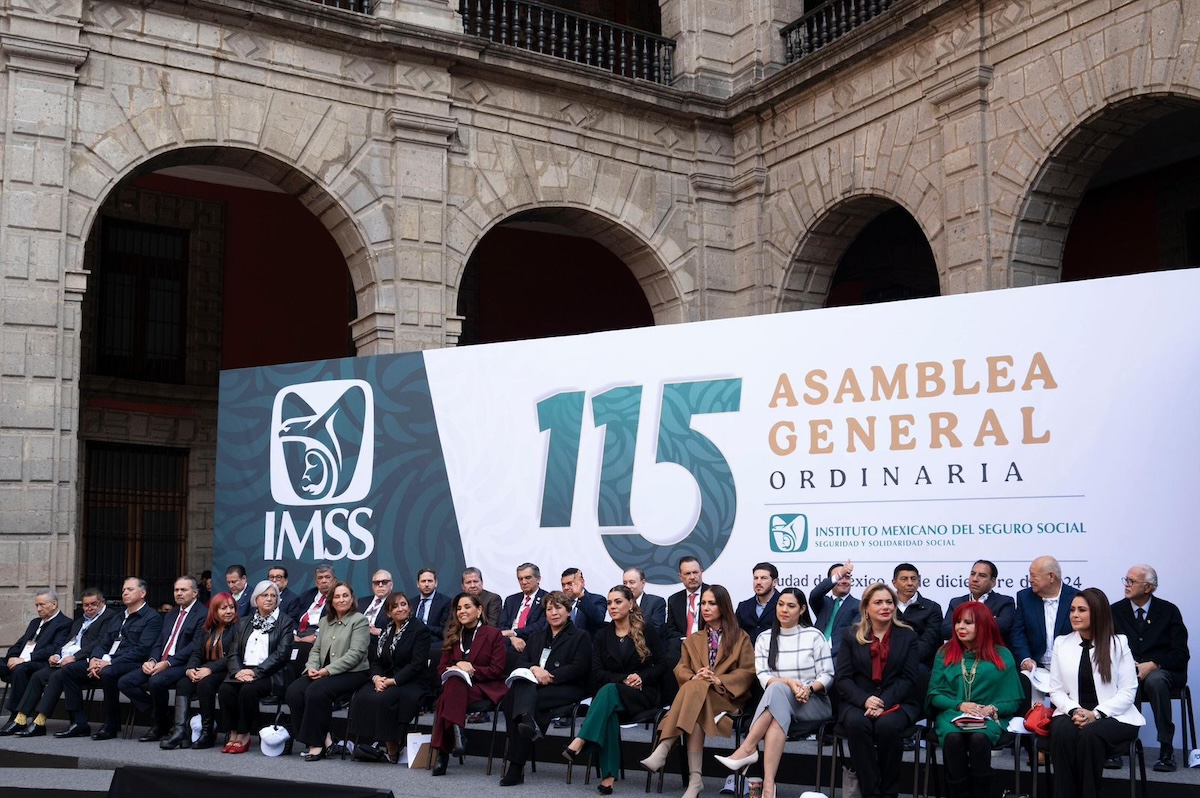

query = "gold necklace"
[961,652,980,703]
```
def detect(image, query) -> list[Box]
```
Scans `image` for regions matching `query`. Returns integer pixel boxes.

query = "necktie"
[1077,640,1098,710]
[823,597,842,640]
[1136,607,1146,630]
[367,597,382,622]
[516,595,532,629]
[417,597,429,623]
[300,594,324,632]
[571,600,579,625]
[686,593,697,634]
[160,608,187,662]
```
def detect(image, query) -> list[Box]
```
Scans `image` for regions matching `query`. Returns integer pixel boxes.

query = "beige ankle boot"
[681,750,704,798]
[639,736,674,772]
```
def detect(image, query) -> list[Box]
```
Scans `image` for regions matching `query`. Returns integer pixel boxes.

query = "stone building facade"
[1,0,1197,633]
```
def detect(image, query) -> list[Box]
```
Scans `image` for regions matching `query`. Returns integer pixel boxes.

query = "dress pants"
[218,677,274,735]
[1049,714,1139,798]
[118,664,186,728]
[93,662,141,730]
[1,661,47,715]
[576,683,631,780]
[1138,669,1181,747]
[285,670,370,747]
[431,676,502,752]
[175,670,223,725]
[51,660,101,724]
[500,680,585,766]
[348,680,430,743]
[842,706,911,798]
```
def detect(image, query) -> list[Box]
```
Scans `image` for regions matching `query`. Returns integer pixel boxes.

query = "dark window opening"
[826,207,940,307]
[82,443,188,605]
[96,220,188,383]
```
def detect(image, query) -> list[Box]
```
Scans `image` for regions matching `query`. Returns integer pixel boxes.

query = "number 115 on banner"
[535,378,742,569]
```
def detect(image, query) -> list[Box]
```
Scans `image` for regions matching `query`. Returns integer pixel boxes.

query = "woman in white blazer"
[1048,587,1144,798]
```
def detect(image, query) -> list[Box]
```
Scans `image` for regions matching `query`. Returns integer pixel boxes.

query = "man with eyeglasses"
[1110,564,1190,772]
[0,589,73,735]
[358,569,393,636]
[940,559,1016,646]
[810,560,861,658]
[268,565,304,625]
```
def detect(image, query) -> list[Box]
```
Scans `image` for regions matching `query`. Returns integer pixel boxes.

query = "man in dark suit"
[664,556,708,660]
[10,588,114,737]
[413,568,452,641]
[1010,555,1079,695]
[891,563,943,670]
[267,564,304,626]
[358,568,394,635]
[296,563,337,643]
[53,576,163,740]
[735,562,781,643]
[623,567,666,639]
[498,563,549,666]
[0,589,73,734]
[1112,563,1190,772]
[940,559,1017,645]
[810,560,860,659]
[225,564,251,619]
[462,567,502,626]
[560,567,607,634]
[118,575,203,741]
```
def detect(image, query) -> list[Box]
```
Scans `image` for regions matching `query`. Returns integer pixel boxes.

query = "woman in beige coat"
[640,584,756,798]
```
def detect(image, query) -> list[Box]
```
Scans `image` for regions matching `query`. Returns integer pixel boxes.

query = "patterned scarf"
[708,627,722,668]
[251,613,276,633]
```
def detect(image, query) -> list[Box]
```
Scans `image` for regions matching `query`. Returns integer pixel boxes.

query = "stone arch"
[451,203,685,325]
[73,145,377,310]
[1008,93,1200,285]
[775,192,940,312]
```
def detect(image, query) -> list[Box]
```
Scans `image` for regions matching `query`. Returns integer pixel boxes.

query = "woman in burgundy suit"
[431,592,508,776]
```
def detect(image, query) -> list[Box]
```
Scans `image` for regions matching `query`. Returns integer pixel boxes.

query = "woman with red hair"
[926,601,1024,798]
[161,591,239,750]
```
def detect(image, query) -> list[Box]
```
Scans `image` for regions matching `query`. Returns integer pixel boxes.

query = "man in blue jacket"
[735,562,781,643]
[1010,555,1078,705]
[53,577,163,740]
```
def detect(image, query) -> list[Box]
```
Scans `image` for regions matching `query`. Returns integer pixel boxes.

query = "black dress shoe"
[301,748,326,762]
[431,751,450,776]
[138,727,164,742]
[15,723,45,738]
[517,719,543,743]
[1104,755,1123,770]
[561,745,580,765]
[91,727,119,741]
[0,720,20,736]
[499,762,525,786]
[1153,753,1177,772]
[450,725,467,757]
[53,723,91,739]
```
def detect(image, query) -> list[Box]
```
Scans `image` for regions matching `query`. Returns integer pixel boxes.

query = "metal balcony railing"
[309,0,370,13]
[782,0,898,64]
[458,0,675,85]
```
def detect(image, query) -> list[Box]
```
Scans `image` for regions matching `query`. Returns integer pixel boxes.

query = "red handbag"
[1024,703,1053,736]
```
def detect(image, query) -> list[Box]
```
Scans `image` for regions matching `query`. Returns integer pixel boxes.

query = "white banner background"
[424,270,1199,744]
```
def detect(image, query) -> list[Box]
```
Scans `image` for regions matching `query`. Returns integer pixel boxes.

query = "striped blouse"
[753,625,835,690]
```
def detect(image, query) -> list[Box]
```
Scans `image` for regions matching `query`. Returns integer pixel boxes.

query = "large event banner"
[216,270,1200,700]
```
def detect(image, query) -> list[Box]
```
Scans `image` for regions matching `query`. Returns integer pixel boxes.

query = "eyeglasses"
[372,579,392,586]
[1120,577,1147,587]
[268,575,286,581]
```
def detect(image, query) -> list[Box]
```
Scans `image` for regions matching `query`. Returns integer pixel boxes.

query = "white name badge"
[20,641,36,661]
[108,640,121,656]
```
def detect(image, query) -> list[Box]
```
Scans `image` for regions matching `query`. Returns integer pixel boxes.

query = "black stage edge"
[107,765,393,798]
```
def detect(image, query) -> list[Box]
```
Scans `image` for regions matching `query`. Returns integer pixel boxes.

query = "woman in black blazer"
[217,580,296,754]
[348,591,434,763]
[835,582,921,798]
[161,591,239,750]
[563,585,667,794]
[498,591,592,786]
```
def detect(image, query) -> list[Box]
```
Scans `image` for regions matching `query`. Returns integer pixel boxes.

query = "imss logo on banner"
[265,379,376,560]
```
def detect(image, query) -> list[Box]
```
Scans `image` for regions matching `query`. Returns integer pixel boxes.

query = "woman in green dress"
[926,601,1024,798]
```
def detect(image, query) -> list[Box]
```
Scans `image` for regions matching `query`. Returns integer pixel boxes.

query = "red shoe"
[227,738,251,754]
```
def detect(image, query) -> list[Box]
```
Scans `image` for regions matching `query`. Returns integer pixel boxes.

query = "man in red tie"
[498,563,548,670]
[662,557,708,703]
[118,576,203,742]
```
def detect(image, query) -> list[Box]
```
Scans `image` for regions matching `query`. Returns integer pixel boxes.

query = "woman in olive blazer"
[218,581,296,753]
[285,581,371,761]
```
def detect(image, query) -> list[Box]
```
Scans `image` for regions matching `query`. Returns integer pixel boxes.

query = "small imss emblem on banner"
[770,514,808,553]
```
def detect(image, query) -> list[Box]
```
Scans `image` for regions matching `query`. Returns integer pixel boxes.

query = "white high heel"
[714,750,759,772]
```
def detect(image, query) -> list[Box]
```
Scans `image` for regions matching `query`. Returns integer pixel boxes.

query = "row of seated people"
[0,571,1153,798]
